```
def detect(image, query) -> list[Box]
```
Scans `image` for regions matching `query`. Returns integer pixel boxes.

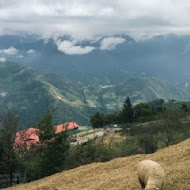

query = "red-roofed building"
[14,128,40,150]
[54,122,80,134]
[14,122,80,149]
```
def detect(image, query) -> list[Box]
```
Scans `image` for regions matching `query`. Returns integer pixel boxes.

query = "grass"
[164,101,190,110]
[5,138,190,190]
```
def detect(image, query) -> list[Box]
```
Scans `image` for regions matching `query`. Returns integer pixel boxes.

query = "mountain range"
[1,34,190,85]
[0,62,188,128]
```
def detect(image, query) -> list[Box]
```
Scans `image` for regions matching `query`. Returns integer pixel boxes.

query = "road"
[70,130,105,145]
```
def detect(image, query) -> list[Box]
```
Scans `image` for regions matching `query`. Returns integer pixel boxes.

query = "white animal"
[137,160,165,190]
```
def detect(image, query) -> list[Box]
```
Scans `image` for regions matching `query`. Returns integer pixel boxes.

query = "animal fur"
[137,160,165,190]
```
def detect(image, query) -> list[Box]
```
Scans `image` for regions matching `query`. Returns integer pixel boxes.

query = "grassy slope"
[6,138,190,190]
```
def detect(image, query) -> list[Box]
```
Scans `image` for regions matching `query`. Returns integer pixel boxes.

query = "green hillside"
[0,62,89,128]
[0,62,189,128]
[84,77,189,110]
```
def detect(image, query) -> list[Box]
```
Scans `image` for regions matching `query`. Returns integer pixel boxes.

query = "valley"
[0,61,189,128]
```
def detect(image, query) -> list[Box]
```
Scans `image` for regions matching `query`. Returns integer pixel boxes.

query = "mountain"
[83,77,188,110]
[0,62,90,128]
[0,62,188,128]
[6,138,190,190]
[1,34,190,85]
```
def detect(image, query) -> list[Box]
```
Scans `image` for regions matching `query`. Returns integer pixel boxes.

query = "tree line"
[90,97,166,128]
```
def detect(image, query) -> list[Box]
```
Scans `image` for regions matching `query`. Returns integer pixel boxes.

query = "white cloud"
[0,46,19,55]
[0,92,7,97]
[185,82,189,89]
[27,49,36,54]
[56,40,95,55]
[100,37,126,50]
[1,1,190,39]
[0,57,6,62]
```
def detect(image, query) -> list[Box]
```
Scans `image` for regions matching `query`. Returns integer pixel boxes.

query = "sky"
[0,0,190,41]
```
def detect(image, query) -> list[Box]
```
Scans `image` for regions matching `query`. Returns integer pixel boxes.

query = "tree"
[90,112,104,128]
[149,99,165,113]
[0,110,19,186]
[15,133,42,182]
[122,97,133,123]
[38,109,55,144]
[133,103,153,120]
[40,132,69,177]
[37,108,70,178]
[161,110,184,146]
[181,103,188,112]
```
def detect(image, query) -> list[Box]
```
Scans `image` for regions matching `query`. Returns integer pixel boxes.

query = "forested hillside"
[0,62,188,128]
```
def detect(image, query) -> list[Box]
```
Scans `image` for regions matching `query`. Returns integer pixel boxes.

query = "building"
[54,122,80,135]
[14,128,40,150]
[14,122,80,149]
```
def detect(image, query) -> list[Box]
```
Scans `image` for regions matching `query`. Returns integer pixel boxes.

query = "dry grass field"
[5,138,190,190]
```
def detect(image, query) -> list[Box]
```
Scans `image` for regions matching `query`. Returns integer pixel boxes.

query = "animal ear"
[155,188,159,190]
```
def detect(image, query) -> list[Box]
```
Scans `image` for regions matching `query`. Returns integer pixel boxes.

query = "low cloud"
[0,57,6,62]
[0,46,19,55]
[100,37,126,50]
[1,1,190,40]
[27,49,36,54]
[56,40,95,55]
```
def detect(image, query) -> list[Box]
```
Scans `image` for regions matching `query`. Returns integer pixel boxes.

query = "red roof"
[14,128,40,149]
[14,122,80,149]
[54,122,80,134]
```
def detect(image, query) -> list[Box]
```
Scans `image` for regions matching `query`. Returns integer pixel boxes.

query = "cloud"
[27,49,36,54]
[100,37,126,50]
[185,82,189,89]
[0,57,6,62]
[0,46,19,55]
[56,40,95,55]
[1,0,190,39]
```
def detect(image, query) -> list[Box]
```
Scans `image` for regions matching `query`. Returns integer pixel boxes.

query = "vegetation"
[0,62,189,128]
[90,98,165,127]
[1,97,190,188]
[0,110,19,187]
[0,108,70,188]
[5,138,190,190]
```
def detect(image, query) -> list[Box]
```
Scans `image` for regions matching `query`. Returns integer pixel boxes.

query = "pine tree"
[37,108,69,177]
[122,97,133,123]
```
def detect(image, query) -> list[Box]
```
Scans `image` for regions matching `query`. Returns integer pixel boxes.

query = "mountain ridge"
[0,61,189,128]
[1,34,190,84]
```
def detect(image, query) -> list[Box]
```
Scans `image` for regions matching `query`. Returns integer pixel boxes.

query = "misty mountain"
[0,62,188,128]
[83,77,188,110]
[0,62,90,127]
[1,34,190,85]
